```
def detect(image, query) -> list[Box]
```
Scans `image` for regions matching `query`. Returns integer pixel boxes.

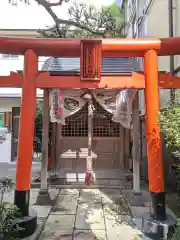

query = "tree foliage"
[159,98,180,240]
[159,98,180,148]
[33,104,43,156]
[8,0,124,38]
[33,103,52,159]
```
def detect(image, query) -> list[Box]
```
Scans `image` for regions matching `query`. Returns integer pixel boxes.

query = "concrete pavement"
[13,188,146,240]
[0,161,41,181]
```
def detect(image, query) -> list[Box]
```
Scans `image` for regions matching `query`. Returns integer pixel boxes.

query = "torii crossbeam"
[0,36,179,237]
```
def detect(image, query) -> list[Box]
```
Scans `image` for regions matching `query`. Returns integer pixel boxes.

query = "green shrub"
[159,95,180,239]
[33,104,43,157]
[159,101,180,149]
[0,178,23,239]
[0,203,23,240]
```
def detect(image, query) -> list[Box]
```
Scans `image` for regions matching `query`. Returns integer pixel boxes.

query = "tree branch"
[45,0,64,7]
[34,0,115,36]
[9,0,124,37]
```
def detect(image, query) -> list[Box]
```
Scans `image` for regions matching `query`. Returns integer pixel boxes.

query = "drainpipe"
[122,1,126,37]
[122,2,126,37]
[168,0,175,102]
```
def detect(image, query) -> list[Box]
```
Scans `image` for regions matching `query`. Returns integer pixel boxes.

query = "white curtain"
[49,88,137,129]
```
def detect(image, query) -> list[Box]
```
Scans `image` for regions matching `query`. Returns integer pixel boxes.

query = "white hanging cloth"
[92,89,119,114]
[112,89,137,129]
[49,89,87,124]
[49,88,137,130]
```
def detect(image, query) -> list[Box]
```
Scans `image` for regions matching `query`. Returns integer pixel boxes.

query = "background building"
[0,29,44,162]
[119,0,180,181]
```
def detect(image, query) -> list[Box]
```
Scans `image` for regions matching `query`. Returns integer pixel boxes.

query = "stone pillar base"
[35,190,53,206]
[135,212,176,240]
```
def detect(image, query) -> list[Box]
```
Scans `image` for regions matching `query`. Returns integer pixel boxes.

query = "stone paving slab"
[103,194,130,216]
[100,188,121,196]
[19,187,155,240]
[52,194,78,215]
[74,230,106,240]
[130,206,150,218]
[30,189,59,205]
[79,189,102,203]
[122,189,150,207]
[59,189,80,196]
[32,205,51,218]
[40,229,73,240]
[75,202,105,230]
[101,192,123,204]
[44,214,75,233]
[105,214,142,240]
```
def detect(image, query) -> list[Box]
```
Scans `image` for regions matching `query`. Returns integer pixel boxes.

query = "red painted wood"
[16,50,38,191]
[0,72,23,87]
[0,72,180,89]
[36,72,145,88]
[80,40,102,81]
[1,37,180,57]
[144,50,164,193]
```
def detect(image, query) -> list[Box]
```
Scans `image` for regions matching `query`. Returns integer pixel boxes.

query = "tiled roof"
[41,57,141,73]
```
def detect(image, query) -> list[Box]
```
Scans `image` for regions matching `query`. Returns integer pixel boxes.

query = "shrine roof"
[41,57,141,73]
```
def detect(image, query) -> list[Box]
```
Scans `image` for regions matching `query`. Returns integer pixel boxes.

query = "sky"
[0,0,115,29]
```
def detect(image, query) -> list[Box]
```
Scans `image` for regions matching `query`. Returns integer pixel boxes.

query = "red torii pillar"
[144,49,166,221]
[14,50,37,216]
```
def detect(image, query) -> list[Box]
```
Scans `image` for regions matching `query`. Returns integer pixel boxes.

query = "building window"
[2,54,19,59]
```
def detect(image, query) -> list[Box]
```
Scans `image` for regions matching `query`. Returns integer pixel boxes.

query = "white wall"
[126,0,172,113]
[146,0,170,72]
[0,55,45,116]
[174,0,180,72]
[146,0,171,107]
[0,55,45,113]
[0,55,47,76]
[0,98,21,112]
[0,55,24,76]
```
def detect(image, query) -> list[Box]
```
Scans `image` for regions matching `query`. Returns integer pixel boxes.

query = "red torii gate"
[0,36,180,236]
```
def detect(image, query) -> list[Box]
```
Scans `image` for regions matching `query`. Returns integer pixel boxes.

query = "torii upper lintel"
[0,36,180,57]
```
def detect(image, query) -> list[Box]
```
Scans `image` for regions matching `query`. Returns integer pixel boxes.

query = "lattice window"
[62,100,120,137]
